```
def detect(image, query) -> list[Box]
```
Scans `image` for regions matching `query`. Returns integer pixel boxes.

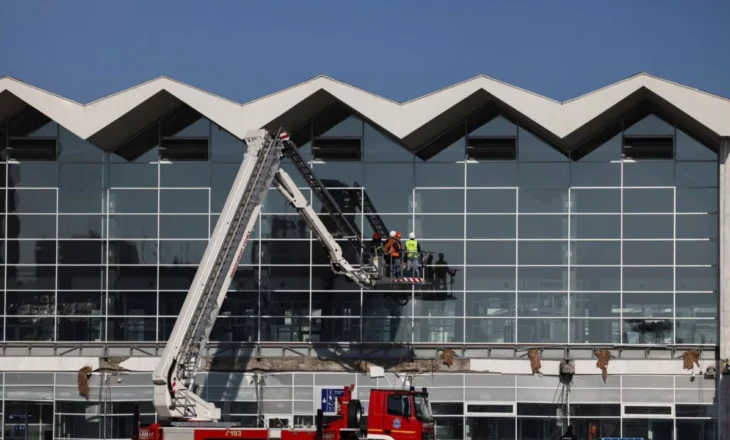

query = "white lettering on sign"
[139,430,155,439]
[230,232,251,279]
[225,430,242,437]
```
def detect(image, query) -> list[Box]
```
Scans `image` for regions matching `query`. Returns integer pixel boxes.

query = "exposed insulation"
[595,350,612,381]
[682,351,700,370]
[527,349,542,375]
[440,349,456,367]
[77,366,93,400]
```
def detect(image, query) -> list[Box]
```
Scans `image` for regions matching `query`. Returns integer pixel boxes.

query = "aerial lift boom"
[152,128,383,423]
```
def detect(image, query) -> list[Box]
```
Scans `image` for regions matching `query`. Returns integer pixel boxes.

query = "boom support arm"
[152,129,379,423]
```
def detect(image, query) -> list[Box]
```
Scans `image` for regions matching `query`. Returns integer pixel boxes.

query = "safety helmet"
[389,231,396,238]
[408,232,416,239]
[395,231,402,239]
[373,232,381,240]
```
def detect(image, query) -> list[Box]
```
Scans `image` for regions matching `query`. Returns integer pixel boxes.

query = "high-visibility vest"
[405,239,419,258]
[383,238,394,255]
[391,240,401,258]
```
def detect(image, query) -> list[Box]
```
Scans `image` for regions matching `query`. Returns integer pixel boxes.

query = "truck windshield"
[413,395,433,422]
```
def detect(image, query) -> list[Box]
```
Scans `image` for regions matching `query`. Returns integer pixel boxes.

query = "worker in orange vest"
[391,231,403,278]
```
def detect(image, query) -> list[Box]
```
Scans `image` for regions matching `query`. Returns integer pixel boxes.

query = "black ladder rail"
[353,181,389,238]
[281,141,364,258]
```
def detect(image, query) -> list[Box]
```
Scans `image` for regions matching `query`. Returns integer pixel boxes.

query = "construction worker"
[383,231,396,277]
[369,232,384,274]
[391,232,403,278]
[404,232,422,277]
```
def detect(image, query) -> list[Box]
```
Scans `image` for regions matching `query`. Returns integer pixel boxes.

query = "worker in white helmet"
[405,232,422,277]
[383,231,397,277]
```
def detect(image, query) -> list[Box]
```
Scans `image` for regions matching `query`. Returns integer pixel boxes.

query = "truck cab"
[323,385,434,440]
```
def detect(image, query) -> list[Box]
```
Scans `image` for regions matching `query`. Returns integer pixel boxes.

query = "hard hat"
[408,232,415,239]
[389,231,396,238]
[395,231,402,239]
[373,232,381,240]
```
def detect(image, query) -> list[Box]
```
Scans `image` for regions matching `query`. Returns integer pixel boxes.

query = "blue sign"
[320,388,345,413]
[393,418,402,429]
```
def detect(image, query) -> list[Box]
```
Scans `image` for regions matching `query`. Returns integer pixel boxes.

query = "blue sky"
[1,0,728,104]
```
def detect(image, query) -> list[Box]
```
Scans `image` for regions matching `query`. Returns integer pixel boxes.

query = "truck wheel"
[347,399,362,429]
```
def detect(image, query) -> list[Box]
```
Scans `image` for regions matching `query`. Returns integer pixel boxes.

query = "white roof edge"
[0,73,728,141]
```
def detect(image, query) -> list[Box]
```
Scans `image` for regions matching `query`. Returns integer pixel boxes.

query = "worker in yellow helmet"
[404,232,422,277]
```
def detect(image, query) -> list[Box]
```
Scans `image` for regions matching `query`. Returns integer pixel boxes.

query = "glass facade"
[0,371,717,440]
[0,110,718,346]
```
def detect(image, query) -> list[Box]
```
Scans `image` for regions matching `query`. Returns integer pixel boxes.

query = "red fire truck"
[134,384,435,440]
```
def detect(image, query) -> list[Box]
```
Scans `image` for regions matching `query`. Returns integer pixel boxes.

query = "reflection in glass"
[570,319,620,343]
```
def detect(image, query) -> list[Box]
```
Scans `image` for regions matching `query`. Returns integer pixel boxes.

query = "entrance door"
[3,402,53,440]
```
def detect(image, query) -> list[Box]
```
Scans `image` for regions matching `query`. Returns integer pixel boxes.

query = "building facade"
[0,73,727,440]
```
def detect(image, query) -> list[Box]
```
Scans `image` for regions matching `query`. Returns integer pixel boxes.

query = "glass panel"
[623,319,673,344]
[466,215,515,239]
[676,292,717,318]
[623,267,673,291]
[676,129,716,161]
[160,163,210,187]
[109,163,157,187]
[465,318,515,343]
[676,266,717,291]
[518,188,569,213]
[159,240,209,265]
[623,215,673,239]
[570,189,620,213]
[159,215,208,239]
[58,239,104,264]
[160,189,209,214]
[108,291,158,315]
[470,115,517,137]
[676,240,718,265]
[578,133,622,162]
[623,293,673,317]
[59,163,104,188]
[413,215,464,239]
[107,317,157,341]
[570,319,621,343]
[571,267,620,291]
[423,240,464,265]
[59,189,104,213]
[429,136,464,162]
[517,319,567,343]
[572,241,620,265]
[8,163,58,187]
[676,214,717,239]
[12,189,56,213]
[623,189,674,213]
[676,319,717,344]
[211,124,247,162]
[415,163,464,187]
[109,215,157,239]
[677,188,717,213]
[518,128,566,162]
[623,241,673,265]
[518,292,567,317]
[518,241,568,265]
[109,189,157,213]
[676,162,718,187]
[465,266,514,291]
[570,215,620,239]
[623,114,674,136]
[363,123,412,162]
[466,189,516,213]
[466,162,517,187]
[518,267,567,291]
[13,214,56,238]
[466,241,514,265]
[465,292,515,317]
[570,161,621,186]
[570,292,620,317]
[518,163,569,187]
[623,162,675,186]
[518,215,568,239]
[413,189,464,213]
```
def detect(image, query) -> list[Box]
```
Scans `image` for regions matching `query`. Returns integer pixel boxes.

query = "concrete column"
[718,138,730,440]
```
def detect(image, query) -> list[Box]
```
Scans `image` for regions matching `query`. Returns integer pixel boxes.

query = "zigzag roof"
[0,73,728,149]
